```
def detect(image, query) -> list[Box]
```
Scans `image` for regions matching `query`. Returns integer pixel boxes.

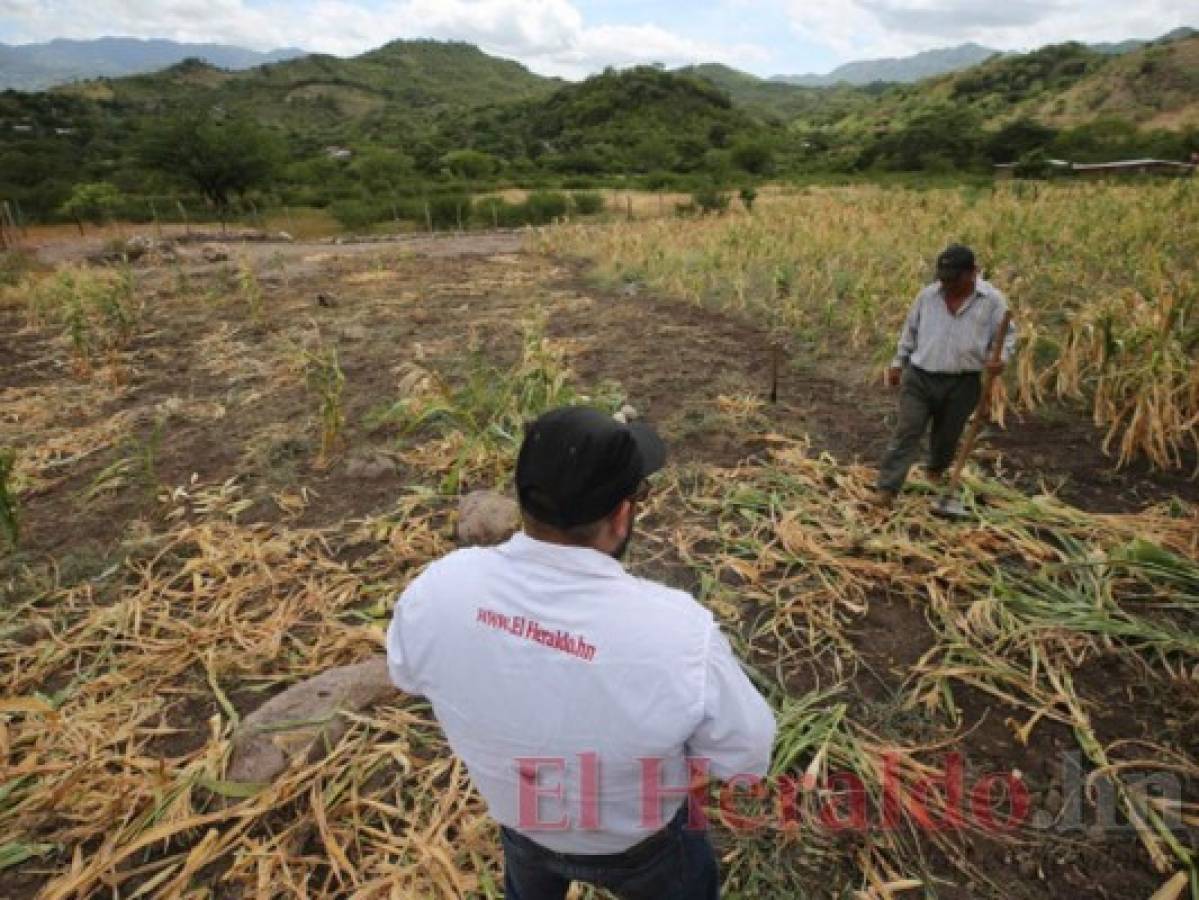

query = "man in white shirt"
[876,244,1016,505]
[386,406,776,899]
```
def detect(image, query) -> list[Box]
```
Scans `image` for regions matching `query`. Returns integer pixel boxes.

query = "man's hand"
[985,360,1005,376]
[884,366,902,388]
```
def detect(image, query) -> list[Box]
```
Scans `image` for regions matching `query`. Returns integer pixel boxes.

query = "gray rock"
[201,243,230,263]
[345,453,394,479]
[458,490,519,547]
[227,657,396,783]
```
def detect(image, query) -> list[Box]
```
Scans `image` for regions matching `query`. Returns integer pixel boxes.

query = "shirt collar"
[935,282,983,312]
[498,531,627,579]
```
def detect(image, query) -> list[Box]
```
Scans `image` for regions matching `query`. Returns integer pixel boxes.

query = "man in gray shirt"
[876,244,1016,505]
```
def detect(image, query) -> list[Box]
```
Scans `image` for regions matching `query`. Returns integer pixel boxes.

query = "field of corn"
[541,181,1199,473]
[0,190,1197,900]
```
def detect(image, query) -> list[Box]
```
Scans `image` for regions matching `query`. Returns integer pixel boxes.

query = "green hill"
[447,65,776,175]
[55,40,559,137]
[834,36,1199,135]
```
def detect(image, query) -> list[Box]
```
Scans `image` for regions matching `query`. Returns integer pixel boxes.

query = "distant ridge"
[770,28,1197,87]
[0,37,306,90]
[772,43,1000,87]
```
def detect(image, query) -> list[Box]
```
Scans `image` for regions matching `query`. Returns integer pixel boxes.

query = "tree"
[351,148,414,192]
[631,134,676,173]
[61,181,121,234]
[986,118,1057,164]
[140,114,281,221]
[440,149,497,179]
[731,138,774,175]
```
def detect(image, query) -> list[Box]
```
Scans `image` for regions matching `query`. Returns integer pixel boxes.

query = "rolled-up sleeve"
[685,626,776,780]
[988,295,1017,363]
[891,295,922,369]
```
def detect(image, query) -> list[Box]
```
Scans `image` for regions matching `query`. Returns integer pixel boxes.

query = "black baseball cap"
[516,406,667,529]
[936,244,976,278]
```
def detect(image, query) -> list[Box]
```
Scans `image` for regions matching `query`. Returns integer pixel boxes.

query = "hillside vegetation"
[0,35,1195,225]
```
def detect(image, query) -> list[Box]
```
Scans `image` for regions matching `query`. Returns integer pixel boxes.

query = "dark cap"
[516,406,667,529]
[936,244,976,278]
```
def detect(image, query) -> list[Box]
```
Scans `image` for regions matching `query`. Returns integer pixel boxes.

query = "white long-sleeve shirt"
[386,532,776,854]
[891,278,1016,374]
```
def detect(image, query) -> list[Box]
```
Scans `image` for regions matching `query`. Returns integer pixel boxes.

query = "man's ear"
[612,499,634,536]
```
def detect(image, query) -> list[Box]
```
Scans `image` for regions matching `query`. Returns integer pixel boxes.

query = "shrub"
[570,191,605,215]
[426,193,473,230]
[474,196,530,228]
[61,181,121,230]
[523,191,569,225]
[329,198,389,230]
[0,250,38,288]
[692,188,730,215]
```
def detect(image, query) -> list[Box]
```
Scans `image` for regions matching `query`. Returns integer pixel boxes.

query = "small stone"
[276,231,294,242]
[340,324,369,342]
[612,411,628,424]
[228,657,396,783]
[619,404,640,421]
[458,491,520,547]
[345,453,393,479]
[200,243,230,263]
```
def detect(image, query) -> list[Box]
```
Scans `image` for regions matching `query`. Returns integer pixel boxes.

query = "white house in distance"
[995,157,1197,179]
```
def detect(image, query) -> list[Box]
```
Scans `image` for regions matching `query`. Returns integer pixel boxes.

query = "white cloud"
[783,0,1199,62]
[0,0,773,78]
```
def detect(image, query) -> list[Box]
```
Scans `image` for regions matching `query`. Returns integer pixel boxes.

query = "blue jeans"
[500,803,719,900]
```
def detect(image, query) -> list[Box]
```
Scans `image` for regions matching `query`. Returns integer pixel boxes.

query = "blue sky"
[0,0,1194,78]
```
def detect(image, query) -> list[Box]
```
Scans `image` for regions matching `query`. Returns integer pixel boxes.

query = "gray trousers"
[877,366,981,493]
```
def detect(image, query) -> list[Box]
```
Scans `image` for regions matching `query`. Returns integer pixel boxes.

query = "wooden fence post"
[149,198,162,240]
[1,202,18,251]
[12,199,28,238]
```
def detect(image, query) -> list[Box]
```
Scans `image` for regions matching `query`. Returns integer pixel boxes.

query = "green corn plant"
[238,257,266,326]
[64,290,92,376]
[304,346,346,467]
[90,278,135,349]
[82,418,166,504]
[172,258,190,297]
[0,449,19,549]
